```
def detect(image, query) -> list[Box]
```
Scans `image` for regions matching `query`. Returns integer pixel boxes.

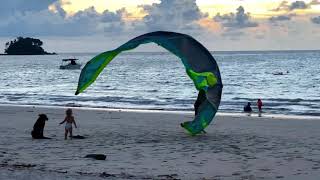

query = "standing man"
[194,89,207,116]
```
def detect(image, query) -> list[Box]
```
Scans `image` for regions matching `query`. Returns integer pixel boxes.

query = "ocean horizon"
[47,49,320,55]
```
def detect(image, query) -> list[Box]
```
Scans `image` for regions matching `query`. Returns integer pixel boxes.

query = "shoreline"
[0,103,319,120]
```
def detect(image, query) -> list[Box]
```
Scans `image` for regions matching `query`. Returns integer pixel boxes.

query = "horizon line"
[56,49,320,54]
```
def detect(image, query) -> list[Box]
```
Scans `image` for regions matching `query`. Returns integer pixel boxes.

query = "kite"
[75,31,223,135]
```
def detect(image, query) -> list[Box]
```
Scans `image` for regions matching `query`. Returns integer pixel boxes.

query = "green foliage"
[4,37,53,55]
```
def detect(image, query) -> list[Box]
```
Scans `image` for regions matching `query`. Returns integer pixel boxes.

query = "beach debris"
[100,172,116,178]
[232,172,241,176]
[99,172,139,179]
[84,154,106,160]
[229,144,240,150]
[75,31,223,135]
[0,163,36,169]
[157,174,180,180]
[77,171,95,176]
[55,170,68,174]
[71,135,85,139]
[12,164,36,168]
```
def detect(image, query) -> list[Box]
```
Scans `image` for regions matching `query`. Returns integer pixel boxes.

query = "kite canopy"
[75,31,223,135]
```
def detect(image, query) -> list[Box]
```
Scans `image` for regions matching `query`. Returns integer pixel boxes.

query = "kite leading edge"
[75,31,223,135]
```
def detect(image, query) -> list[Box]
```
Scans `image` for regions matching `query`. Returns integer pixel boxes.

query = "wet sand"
[0,105,320,180]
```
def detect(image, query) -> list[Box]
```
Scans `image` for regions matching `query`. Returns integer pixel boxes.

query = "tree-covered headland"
[4,37,55,55]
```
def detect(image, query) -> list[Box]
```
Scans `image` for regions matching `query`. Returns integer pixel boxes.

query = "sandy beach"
[0,105,320,180]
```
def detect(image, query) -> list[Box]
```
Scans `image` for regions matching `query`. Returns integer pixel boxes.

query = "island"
[2,37,56,55]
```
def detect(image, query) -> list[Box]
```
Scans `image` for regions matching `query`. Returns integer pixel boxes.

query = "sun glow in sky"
[60,0,320,19]
[61,0,157,17]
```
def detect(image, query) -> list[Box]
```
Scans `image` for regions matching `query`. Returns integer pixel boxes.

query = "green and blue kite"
[75,31,223,135]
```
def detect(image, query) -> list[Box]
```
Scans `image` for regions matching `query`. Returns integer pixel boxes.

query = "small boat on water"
[272,71,289,76]
[59,58,81,69]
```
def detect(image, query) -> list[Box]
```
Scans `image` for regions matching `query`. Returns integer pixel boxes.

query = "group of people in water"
[31,108,77,140]
[244,99,263,114]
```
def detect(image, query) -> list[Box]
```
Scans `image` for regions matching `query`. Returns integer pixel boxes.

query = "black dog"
[31,114,51,139]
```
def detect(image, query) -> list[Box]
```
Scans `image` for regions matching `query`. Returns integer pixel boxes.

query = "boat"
[59,58,82,69]
[272,71,289,76]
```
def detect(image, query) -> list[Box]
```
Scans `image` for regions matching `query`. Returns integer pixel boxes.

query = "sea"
[0,51,319,116]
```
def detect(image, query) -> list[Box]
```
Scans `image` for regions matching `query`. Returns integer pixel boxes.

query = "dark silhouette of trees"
[4,37,55,55]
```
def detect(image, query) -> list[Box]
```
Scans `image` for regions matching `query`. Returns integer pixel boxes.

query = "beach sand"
[0,105,320,180]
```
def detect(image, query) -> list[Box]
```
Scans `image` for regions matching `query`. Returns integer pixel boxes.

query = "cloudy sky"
[1,0,320,52]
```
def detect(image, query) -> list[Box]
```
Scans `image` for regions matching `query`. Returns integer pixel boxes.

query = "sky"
[0,0,320,52]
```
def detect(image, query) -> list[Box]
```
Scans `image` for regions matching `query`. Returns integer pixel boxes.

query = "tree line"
[4,37,55,55]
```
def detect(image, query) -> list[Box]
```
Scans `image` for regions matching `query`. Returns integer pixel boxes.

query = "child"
[59,109,77,140]
[257,99,263,112]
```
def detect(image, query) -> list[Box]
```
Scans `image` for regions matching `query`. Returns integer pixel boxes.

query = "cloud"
[290,1,308,10]
[101,9,124,23]
[272,0,318,12]
[0,1,128,37]
[0,0,100,36]
[310,0,320,5]
[214,6,258,29]
[1,0,320,52]
[272,1,290,12]
[221,30,244,39]
[0,0,56,16]
[100,8,129,33]
[139,0,207,33]
[269,15,291,22]
[48,1,68,17]
[0,6,104,36]
[59,4,128,34]
[0,0,209,37]
[311,16,320,24]
[269,14,296,23]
